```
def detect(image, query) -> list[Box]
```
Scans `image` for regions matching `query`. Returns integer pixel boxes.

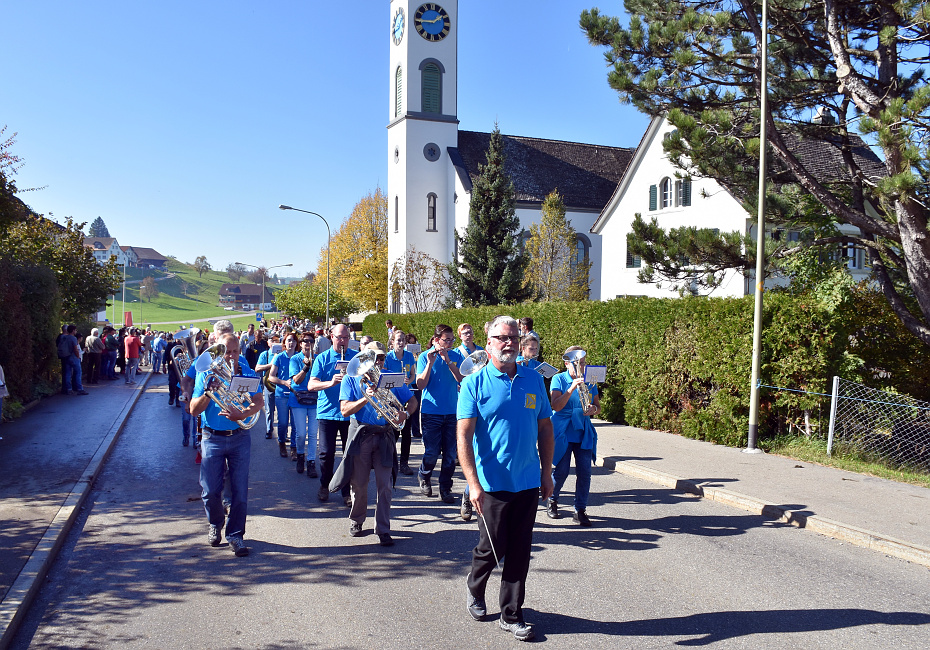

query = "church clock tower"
[387,0,459,312]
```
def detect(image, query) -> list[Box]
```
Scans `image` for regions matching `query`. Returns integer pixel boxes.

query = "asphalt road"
[11,375,930,649]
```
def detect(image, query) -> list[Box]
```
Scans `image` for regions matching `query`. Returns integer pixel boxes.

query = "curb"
[598,456,930,569]
[0,372,153,649]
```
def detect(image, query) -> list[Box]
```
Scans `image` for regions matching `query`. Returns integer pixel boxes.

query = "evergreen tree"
[524,190,590,301]
[88,216,110,238]
[450,125,529,306]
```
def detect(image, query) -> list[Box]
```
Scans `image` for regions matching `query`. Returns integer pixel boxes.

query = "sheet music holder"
[534,362,559,379]
[584,365,607,383]
[335,360,350,372]
[229,376,260,395]
[406,343,422,356]
[376,372,407,390]
[347,340,360,351]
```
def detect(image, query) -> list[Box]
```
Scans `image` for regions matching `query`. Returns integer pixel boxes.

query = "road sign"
[256,313,263,321]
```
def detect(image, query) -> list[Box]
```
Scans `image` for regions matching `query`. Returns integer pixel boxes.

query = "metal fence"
[828,376,930,473]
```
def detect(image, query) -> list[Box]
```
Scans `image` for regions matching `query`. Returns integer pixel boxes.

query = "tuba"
[194,343,260,430]
[562,349,593,412]
[171,328,202,402]
[459,349,489,376]
[345,348,407,430]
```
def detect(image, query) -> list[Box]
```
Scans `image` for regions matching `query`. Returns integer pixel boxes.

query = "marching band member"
[255,333,279,439]
[268,332,298,458]
[547,346,601,527]
[336,341,417,547]
[288,333,319,477]
[384,329,418,475]
[516,335,541,370]
[456,322,484,358]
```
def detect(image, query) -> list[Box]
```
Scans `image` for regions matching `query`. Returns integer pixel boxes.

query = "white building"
[83,237,129,266]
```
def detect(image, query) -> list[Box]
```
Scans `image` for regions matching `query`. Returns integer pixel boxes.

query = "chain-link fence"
[828,376,930,473]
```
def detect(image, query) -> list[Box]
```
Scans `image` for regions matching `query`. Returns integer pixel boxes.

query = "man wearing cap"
[336,341,417,546]
[189,333,264,557]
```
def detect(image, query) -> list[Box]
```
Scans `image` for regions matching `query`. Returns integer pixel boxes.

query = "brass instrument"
[171,328,202,402]
[194,343,260,430]
[345,348,406,430]
[459,349,489,376]
[562,349,593,412]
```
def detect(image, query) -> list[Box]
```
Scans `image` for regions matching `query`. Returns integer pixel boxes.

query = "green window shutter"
[649,184,657,211]
[681,178,691,206]
[422,64,441,113]
[395,66,403,117]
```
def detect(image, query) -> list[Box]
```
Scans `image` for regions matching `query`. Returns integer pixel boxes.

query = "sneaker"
[296,453,305,474]
[419,475,432,497]
[306,460,318,478]
[499,620,534,641]
[75,390,89,395]
[208,524,222,547]
[573,509,592,527]
[399,463,413,476]
[279,442,288,458]
[344,495,353,508]
[228,535,249,557]
[349,521,363,537]
[317,485,329,502]
[378,533,394,547]
[461,497,473,521]
[466,577,486,621]
[546,500,559,519]
[439,490,455,504]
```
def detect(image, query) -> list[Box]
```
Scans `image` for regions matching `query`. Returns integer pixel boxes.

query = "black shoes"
[290,447,298,461]
[399,463,413,476]
[317,486,329,502]
[378,533,394,547]
[208,524,222,547]
[419,476,432,497]
[296,453,305,474]
[499,619,535,641]
[349,521,363,537]
[461,497,473,521]
[573,509,592,527]
[228,535,249,557]
[75,390,89,396]
[466,578,486,621]
[306,460,318,478]
[439,490,455,504]
[546,500,559,519]
[265,429,272,439]
[279,442,288,458]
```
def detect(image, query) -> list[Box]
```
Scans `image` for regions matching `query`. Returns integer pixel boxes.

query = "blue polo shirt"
[457,343,484,359]
[193,364,261,431]
[516,356,542,371]
[340,375,413,426]
[272,351,297,399]
[257,349,273,390]
[384,349,416,385]
[311,347,358,420]
[417,348,464,415]
[551,370,599,444]
[288,353,317,408]
[457,363,552,492]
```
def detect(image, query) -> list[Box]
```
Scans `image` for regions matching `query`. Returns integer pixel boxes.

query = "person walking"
[288,333,319,477]
[268,332,298,457]
[384,329,418,475]
[124,328,142,385]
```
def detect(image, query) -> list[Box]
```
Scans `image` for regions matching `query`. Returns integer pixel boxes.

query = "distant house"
[126,246,168,270]
[120,246,139,267]
[219,284,275,311]
[84,237,129,266]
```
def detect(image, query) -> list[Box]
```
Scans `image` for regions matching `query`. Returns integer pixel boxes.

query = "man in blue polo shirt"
[190,333,264,558]
[457,315,553,642]
[307,323,357,504]
[337,341,417,547]
[416,323,464,504]
[384,328,418,475]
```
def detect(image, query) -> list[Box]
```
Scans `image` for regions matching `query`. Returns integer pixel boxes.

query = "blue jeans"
[275,394,292,444]
[126,358,139,384]
[290,405,318,459]
[551,441,593,511]
[182,409,193,442]
[104,350,118,378]
[153,351,164,372]
[263,390,275,433]
[419,413,457,493]
[61,355,83,392]
[200,429,251,539]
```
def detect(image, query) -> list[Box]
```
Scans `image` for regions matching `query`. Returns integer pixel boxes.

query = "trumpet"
[194,343,260,430]
[345,348,407,430]
[562,349,593,412]
[171,327,202,402]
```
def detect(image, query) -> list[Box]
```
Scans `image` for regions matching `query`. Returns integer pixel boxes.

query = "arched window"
[395,66,403,118]
[661,177,673,208]
[572,233,591,273]
[421,63,441,113]
[427,193,437,231]
[394,195,399,233]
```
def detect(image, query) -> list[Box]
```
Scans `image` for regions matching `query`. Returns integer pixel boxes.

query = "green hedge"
[363,290,930,447]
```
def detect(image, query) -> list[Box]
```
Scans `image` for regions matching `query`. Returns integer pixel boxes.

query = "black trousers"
[467,488,538,624]
[319,419,350,497]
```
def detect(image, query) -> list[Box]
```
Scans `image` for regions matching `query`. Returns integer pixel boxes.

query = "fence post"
[827,375,840,456]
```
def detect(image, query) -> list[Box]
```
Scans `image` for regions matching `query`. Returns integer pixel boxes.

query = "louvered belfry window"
[422,63,441,113]
[395,66,403,117]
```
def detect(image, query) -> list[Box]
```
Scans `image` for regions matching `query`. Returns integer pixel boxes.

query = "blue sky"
[4,1,647,278]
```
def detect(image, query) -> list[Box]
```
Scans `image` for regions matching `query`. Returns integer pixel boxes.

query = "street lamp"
[278,205,330,326]
[235,262,293,319]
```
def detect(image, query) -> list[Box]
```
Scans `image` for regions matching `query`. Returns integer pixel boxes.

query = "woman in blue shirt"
[268,332,298,458]
[288,333,319,477]
[547,346,601,527]
[384,329,418,475]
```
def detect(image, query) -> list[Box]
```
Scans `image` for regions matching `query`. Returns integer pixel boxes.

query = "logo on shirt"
[525,394,536,409]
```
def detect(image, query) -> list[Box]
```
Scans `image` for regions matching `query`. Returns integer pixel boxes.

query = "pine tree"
[524,190,590,301]
[450,125,529,306]
[88,216,110,238]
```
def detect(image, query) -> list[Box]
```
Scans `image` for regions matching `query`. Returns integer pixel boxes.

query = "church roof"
[451,130,635,211]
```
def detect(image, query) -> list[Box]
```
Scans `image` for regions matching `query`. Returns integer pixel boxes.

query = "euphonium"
[171,327,202,402]
[345,348,406,430]
[194,343,260,430]
[562,348,593,412]
[459,349,489,376]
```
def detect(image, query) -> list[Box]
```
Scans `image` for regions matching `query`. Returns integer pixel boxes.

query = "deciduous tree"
[390,245,450,314]
[449,124,529,306]
[246,266,269,285]
[581,0,930,345]
[226,262,247,282]
[140,276,159,302]
[524,190,590,301]
[274,279,358,322]
[193,255,211,278]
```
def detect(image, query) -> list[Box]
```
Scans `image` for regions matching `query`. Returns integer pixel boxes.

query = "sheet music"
[335,360,350,372]
[347,340,360,351]
[535,362,559,379]
[376,372,406,390]
[584,365,607,383]
[229,376,260,395]
[406,343,422,356]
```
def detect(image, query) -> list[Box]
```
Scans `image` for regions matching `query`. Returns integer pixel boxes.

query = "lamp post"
[122,263,127,326]
[235,262,293,320]
[278,205,330,326]
[139,287,146,326]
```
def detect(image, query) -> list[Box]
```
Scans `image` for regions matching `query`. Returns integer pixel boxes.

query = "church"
[386,1,879,311]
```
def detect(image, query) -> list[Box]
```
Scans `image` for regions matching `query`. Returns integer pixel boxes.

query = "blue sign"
[256,313,263,321]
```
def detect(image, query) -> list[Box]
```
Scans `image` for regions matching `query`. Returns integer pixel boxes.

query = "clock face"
[392,7,405,45]
[414,4,450,42]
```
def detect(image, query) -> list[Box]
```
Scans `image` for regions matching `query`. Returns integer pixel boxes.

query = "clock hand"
[422,15,443,23]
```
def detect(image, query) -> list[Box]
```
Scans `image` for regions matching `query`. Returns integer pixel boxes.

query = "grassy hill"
[101,259,280,331]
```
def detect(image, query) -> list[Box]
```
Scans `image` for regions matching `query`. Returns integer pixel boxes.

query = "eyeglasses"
[490,335,520,344]
[439,337,455,343]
